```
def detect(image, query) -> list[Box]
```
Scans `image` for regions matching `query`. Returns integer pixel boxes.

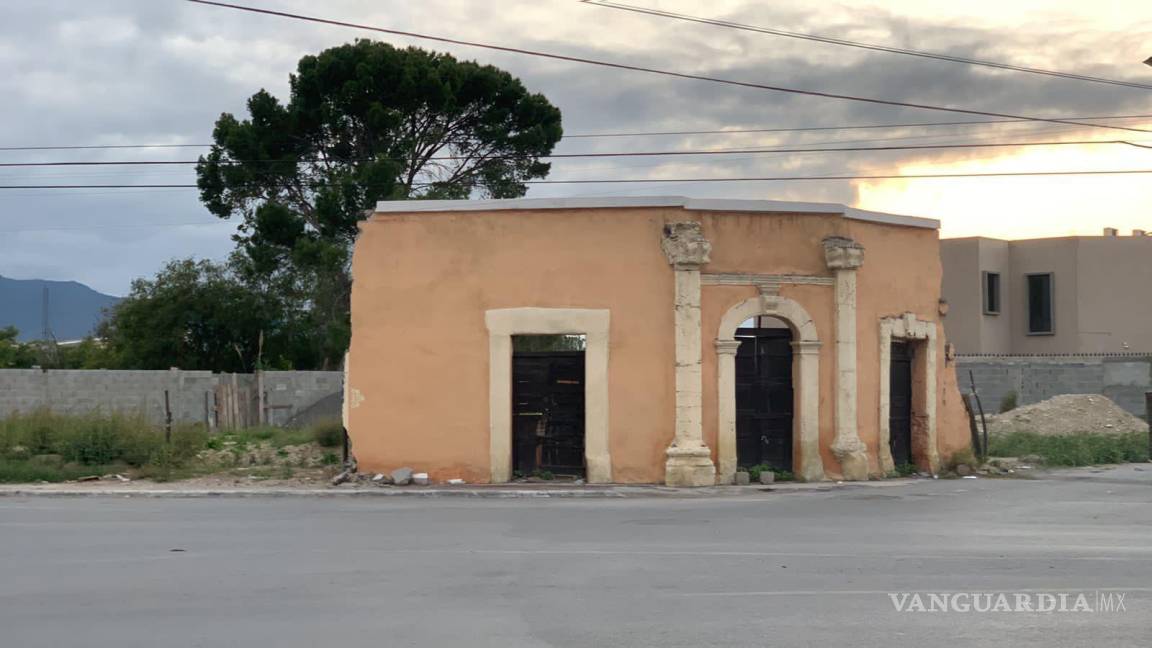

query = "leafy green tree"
[197,40,563,368]
[0,326,36,368]
[98,258,315,372]
[56,338,119,370]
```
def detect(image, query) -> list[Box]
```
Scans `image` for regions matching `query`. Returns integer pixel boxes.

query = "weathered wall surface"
[957,356,1151,418]
[349,207,681,483]
[261,371,345,425]
[350,204,970,483]
[0,369,342,426]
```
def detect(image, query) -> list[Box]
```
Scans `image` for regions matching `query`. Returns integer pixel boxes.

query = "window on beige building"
[1026,273,1054,335]
[982,271,1000,315]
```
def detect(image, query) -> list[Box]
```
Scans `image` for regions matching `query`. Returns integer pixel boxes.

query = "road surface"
[1,477,1148,647]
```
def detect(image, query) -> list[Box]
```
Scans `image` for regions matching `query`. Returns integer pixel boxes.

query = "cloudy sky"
[2,0,1150,295]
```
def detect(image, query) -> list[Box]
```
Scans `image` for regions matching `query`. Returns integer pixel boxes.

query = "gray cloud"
[0,0,1148,294]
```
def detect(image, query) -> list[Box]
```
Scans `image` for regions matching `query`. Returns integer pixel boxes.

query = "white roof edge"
[373,196,939,230]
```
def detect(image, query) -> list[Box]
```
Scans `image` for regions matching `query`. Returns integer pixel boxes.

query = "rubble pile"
[987,394,1148,437]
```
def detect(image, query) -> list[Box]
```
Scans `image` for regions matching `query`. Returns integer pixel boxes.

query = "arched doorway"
[735,317,794,473]
[717,296,824,483]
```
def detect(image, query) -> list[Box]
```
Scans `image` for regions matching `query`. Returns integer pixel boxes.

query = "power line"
[185,0,1152,135]
[0,222,229,233]
[4,169,1152,190]
[579,0,1152,91]
[518,170,1152,183]
[6,114,1151,153]
[0,143,211,152]
[2,138,1149,168]
[563,114,1152,139]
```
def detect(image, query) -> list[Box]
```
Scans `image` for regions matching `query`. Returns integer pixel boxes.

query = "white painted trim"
[373,196,939,229]
[878,314,940,475]
[715,296,824,484]
[484,308,611,484]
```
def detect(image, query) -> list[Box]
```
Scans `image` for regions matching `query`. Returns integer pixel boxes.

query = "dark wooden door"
[889,341,914,467]
[512,351,585,476]
[735,328,793,471]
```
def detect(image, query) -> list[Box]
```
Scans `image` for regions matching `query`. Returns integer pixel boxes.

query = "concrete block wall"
[956,356,1151,418]
[262,371,344,426]
[0,369,342,427]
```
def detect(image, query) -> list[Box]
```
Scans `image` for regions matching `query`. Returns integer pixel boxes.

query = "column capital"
[662,221,711,270]
[715,339,742,356]
[822,236,864,271]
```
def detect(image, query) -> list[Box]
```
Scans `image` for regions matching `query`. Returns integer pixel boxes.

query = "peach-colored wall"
[696,210,968,478]
[349,205,970,483]
[349,208,680,483]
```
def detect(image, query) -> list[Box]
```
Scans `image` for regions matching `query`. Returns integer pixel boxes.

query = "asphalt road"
[2,478,1149,647]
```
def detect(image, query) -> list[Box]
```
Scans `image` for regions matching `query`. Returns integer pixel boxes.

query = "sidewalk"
[1030,463,1152,485]
[0,478,915,499]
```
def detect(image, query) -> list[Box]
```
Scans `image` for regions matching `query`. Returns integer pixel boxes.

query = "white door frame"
[715,296,824,483]
[485,308,611,483]
[878,313,939,475]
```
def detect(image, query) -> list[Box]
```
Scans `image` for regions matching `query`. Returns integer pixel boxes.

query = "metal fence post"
[163,389,173,444]
[1146,391,1151,461]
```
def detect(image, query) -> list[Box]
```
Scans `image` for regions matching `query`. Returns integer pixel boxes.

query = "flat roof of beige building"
[374,196,941,230]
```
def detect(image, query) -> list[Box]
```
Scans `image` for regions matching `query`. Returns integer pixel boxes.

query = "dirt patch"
[195,441,336,469]
[988,394,1149,437]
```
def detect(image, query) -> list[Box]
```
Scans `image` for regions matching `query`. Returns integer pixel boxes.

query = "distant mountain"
[0,276,121,342]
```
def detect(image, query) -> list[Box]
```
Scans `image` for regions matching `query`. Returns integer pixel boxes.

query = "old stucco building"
[346,197,970,486]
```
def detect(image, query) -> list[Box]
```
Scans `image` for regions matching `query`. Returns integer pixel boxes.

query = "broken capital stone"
[391,467,414,486]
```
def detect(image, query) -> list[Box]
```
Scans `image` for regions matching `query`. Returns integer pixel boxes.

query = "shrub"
[999,391,1019,414]
[0,410,344,483]
[224,426,310,448]
[988,431,1149,467]
[0,460,113,483]
[745,464,794,482]
[895,462,918,477]
[0,410,160,467]
[309,420,345,448]
[946,448,979,470]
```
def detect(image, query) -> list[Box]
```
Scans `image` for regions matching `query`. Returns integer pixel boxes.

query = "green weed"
[988,432,1149,467]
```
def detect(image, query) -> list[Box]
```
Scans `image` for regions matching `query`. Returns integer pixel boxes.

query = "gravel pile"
[987,394,1149,437]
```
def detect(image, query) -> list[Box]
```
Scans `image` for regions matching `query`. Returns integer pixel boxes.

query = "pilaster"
[824,236,869,481]
[661,222,716,487]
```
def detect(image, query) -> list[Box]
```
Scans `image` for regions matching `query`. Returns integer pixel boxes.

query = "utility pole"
[38,285,59,368]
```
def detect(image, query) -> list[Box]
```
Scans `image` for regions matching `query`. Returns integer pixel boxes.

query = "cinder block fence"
[956,354,1151,418]
[0,369,343,428]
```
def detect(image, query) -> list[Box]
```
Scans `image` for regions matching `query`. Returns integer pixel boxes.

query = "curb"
[0,488,643,499]
[0,482,897,499]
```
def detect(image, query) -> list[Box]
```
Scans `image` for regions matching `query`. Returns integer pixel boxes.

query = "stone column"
[791,339,825,482]
[662,222,717,487]
[714,339,742,484]
[823,236,870,481]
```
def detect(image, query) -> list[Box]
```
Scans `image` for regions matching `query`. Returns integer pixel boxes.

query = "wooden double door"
[735,328,794,472]
[512,351,586,477]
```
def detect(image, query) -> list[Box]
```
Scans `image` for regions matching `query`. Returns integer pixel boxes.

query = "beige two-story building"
[941,230,1152,354]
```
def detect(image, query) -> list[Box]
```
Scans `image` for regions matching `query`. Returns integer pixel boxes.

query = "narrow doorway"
[512,335,586,478]
[735,322,794,472]
[888,341,914,468]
